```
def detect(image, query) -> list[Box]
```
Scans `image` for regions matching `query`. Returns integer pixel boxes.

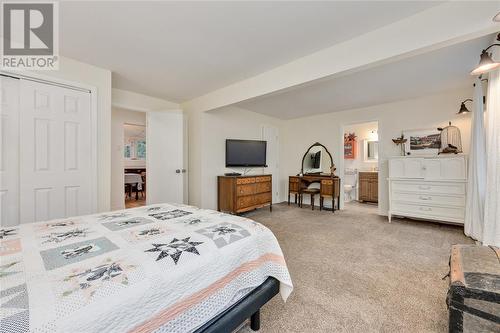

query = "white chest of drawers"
[388,156,467,224]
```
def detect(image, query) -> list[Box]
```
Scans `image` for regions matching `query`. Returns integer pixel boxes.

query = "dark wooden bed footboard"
[194,277,280,333]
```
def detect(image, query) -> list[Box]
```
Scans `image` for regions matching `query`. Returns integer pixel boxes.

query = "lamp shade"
[471,51,500,75]
[458,102,471,114]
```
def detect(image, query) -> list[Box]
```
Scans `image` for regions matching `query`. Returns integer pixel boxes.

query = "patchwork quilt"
[0,203,293,333]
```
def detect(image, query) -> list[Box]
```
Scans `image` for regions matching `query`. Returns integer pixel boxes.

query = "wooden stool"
[300,188,320,210]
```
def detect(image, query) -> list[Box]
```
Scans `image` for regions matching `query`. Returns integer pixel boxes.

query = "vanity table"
[288,142,342,212]
[289,174,341,211]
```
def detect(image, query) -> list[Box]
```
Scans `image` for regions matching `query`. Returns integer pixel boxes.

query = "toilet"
[344,169,358,202]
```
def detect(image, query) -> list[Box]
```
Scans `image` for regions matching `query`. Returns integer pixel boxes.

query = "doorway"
[342,121,379,206]
[111,108,187,210]
[111,108,146,210]
[124,123,147,208]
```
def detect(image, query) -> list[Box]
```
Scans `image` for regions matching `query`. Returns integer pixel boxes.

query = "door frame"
[1,70,99,213]
[338,119,381,212]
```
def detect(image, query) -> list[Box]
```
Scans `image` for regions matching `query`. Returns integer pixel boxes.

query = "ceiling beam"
[112,88,179,112]
[181,1,500,113]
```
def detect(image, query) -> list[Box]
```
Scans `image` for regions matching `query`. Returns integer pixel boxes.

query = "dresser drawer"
[391,181,465,195]
[392,202,465,220]
[255,181,271,193]
[236,177,255,185]
[236,184,255,196]
[256,176,271,183]
[237,196,255,209]
[254,192,271,205]
[393,192,465,207]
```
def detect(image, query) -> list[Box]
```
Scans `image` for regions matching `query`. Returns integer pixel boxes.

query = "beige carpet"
[240,202,473,332]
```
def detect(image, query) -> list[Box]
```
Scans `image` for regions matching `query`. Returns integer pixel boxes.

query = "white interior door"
[19,79,93,223]
[146,110,186,204]
[262,125,279,203]
[0,76,20,226]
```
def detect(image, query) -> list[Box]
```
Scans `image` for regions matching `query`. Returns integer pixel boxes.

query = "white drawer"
[391,181,465,195]
[392,202,465,220]
[392,192,465,207]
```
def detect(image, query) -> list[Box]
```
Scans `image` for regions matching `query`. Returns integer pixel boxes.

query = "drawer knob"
[419,186,431,190]
[419,207,432,211]
[419,196,432,200]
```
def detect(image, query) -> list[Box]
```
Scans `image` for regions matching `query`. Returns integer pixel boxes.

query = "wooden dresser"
[358,171,378,203]
[218,175,272,214]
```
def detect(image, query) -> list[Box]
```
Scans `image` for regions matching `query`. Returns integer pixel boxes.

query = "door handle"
[176,169,181,173]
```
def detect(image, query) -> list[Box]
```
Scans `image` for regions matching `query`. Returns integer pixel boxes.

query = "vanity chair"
[289,142,341,212]
[301,183,320,210]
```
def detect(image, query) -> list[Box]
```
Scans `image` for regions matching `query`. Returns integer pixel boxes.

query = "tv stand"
[217,174,272,214]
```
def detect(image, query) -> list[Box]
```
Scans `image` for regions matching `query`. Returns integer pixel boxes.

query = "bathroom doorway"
[342,121,379,205]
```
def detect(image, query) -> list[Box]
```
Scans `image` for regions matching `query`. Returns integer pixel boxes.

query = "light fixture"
[458,99,472,114]
[471,33,500,75]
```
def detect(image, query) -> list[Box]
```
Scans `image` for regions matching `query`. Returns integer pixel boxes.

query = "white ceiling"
[237,35,494,119]
[60,1,441,102]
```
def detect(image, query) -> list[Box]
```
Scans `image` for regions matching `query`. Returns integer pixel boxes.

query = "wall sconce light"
[471,33,500,75]
[458,99,472,114]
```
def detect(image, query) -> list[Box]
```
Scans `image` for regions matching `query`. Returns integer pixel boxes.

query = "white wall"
[111,108,147,210]
[343,121,379,172]
[187,106,283,210]
[29,56,113,212]
[280,87,473,215]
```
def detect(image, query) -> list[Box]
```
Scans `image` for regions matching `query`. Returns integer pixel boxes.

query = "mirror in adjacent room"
[364,139,379,162]
[301,143,334,175]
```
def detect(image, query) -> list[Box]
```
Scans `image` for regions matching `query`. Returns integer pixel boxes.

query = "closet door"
[19,79,93,223]
[0,76,20,226]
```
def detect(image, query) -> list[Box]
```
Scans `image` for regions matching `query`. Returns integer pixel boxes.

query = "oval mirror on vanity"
[300,142,334,175]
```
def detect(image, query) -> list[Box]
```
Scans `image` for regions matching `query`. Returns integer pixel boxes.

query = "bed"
[0,203,293,333]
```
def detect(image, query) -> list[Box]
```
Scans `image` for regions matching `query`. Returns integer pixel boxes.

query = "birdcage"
[438,122,462,154]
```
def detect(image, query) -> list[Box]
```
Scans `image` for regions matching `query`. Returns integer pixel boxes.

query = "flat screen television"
[226,139,267,167]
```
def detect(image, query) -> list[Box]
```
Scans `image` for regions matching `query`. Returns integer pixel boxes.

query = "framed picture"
[403,129,441,156]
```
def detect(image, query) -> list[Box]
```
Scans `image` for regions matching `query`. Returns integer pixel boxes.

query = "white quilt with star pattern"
[0,203,293,333]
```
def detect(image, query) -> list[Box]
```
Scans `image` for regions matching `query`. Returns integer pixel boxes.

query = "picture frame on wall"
[403,129,441,156]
